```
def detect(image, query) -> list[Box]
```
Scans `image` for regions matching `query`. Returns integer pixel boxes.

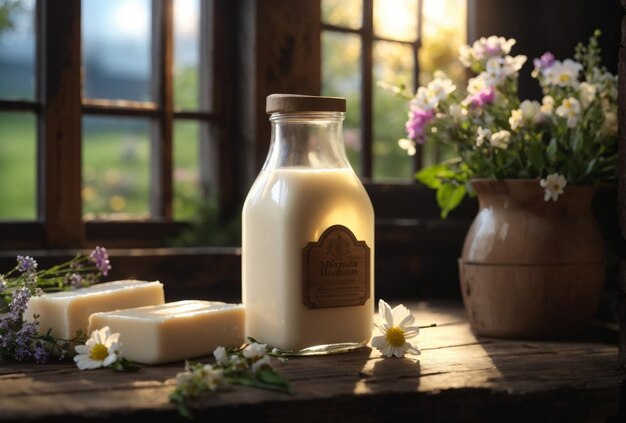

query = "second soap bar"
[88,300,245,364]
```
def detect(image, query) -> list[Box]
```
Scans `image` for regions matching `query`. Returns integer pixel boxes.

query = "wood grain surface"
[0,302,621,422]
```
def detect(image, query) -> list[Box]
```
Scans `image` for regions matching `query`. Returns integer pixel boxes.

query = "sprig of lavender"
[0,247,111,363]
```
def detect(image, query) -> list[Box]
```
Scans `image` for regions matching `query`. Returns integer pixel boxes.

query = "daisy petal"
[391,304,412,326]
[75,345,90,355]
[397,311,416,328]
[406,343,421,355]
[382,344,394,358]
[106,332,120,345]
[380,299,394,327]
[84,359,103,370]
[392,346,404,358]
[371,335,386,350]
[103,353,117,367]
[74,354,88,363]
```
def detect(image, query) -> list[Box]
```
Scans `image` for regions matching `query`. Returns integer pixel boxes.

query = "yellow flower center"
[386,327,406,347]
[559,73,571,83]
[89,343,109,361]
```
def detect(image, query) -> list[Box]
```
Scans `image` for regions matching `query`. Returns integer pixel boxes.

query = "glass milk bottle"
[242,94,374,354]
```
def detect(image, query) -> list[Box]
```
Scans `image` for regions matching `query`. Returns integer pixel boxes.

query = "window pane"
[373,0,418,42]
[419,0,466,86]
[174,0,204,111]
[0,0,36,100]
[373,40,414,180]
[0,112,36,220]
[82,0,152,101]
[83,116,151,220]
[322,31,362,175]
[321,0,362,29]
[419,0,466,165]
[173,120,203,220]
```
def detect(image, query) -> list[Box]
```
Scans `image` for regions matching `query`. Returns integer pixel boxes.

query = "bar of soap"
[24,280,165,339]
[88,300,245,364]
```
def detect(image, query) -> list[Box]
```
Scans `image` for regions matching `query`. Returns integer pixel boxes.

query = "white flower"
[509,109,523,131]
[427,74,456,102]
[213,346,229,366]
[545,59,582,87]
[466,73,491,95]
[74,326,121,370]
[243,342,267,359]
[476,126,491,147]
[540,95,554,114]
[490,130,511,149]
[371,299,421,358]
[251,354,272,373]
[412,86,439,111]
[201,364,225,390]
[459,36,517,67]
[578,82,596,108]
[540,173,567,202]
[448,104,468,122]
[556,97,581,128]
[510,100,540,130]
[398,138,416,156]
[229,354,248,370]
[484,55,527,85]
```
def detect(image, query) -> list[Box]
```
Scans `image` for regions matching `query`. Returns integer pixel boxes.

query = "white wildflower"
[371,299,421,358]
[448,104,468,122]
[476,126,491,147]
[578,82,596,108]
[427,73,456,102]
[201,364,225,390]
[540,95,555,114]
[509,109,523,131]
[459,36,517,67]
[466,73,491,95]
[412,86,439,111]
[484,55,527,85]
[251,354,272,373]
[602,111,618,136]
[213,346,230,366]
[544,59,583,87]
[243,342,267,359]
[555,97,581,128]
[540,173,567,202]
[398,138,416,156]
[490,130,511,149]
[74,326,122,370]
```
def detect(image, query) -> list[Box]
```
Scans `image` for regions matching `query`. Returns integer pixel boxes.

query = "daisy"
[74,326,122,370]
[371,299,421,358]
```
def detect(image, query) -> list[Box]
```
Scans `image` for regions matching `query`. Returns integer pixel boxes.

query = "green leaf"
[415,164,445,189]
[257,368,292,392]
[436,184,467,219]
[526,141,545,171]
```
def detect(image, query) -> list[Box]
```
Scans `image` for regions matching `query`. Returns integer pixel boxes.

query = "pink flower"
[466,87,496,108]
[405,108,435,143]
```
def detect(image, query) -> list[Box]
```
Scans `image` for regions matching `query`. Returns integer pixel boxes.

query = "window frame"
[0,0,237,250]
[321,0,424,178]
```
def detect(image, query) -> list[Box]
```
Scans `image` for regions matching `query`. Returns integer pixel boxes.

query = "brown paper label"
[302,225,370,309]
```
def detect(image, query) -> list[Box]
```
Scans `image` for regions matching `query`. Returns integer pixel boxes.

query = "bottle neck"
[263,112,352,170]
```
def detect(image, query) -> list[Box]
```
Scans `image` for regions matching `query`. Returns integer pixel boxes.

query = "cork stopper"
[266,94,346,114]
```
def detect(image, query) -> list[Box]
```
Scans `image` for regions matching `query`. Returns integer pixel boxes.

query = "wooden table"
[0,302,622,422]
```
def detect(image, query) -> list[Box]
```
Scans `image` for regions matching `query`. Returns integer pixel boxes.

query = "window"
[0,0,235,249]
[321,0,466,180]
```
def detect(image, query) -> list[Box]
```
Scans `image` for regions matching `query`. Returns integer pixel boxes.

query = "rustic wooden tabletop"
[0,302,622,422]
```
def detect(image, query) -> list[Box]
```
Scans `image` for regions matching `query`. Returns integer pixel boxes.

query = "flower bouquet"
[394,30,617,217]
[389,31,617,338]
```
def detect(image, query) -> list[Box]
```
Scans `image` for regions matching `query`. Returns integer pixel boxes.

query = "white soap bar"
[88,300,245,364]
[24,280,165,339]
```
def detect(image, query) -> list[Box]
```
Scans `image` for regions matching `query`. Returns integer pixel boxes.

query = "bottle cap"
[266,94,346,114]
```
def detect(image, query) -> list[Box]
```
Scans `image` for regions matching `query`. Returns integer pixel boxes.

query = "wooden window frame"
[0,0,237,250]
[321,0,424,178]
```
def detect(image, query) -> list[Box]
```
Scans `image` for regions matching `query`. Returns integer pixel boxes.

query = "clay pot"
[458,179,606,338]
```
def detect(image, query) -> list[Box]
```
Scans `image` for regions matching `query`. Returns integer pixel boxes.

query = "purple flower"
[33,342,49,364]
[466,87,496,108]
[89,246,111,276]
[533,52,555,71]
[8,288,31,322]
[16,256,38,274]
[405,108,435,143]
[66,273,84,290]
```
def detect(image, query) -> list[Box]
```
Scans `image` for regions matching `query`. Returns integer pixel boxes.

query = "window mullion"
[412,0,424,173]
[361,0,374,179]
[42,0,84,247]
[151,0,174,219]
